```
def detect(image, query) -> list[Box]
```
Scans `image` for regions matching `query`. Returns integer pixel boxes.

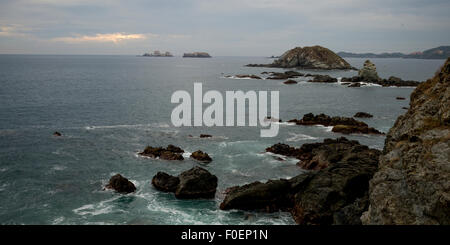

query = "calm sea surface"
[0,55,445,224]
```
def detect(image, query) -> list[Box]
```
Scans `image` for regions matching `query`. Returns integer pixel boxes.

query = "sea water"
[0,55,445,224]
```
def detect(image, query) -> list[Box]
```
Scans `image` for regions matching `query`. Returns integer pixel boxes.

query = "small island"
[142,50,173,57]
[183,52,211,58]
[246,45,354,70]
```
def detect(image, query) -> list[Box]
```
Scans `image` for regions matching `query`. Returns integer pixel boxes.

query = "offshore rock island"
[246,45,354,70]
[183,52,211,58]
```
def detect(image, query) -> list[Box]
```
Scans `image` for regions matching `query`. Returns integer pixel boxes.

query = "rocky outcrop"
[152,167,218,199]
[199,134,212,138]
[152,172,180,192]
[288,113,384,135]
[362,58,450,225]
[266,71,304,80]
[342,75,421,87]
[53,131,62,137]
[105,174,136,194]
[247,46,354,70]
[266,137,380,171]
[307,75,338,83]
[358,60,380,82]
[190,150,212,163]
[354,112,373,118]
[225,74,262,79]
[139,145,184,160]
[221,138,380,224]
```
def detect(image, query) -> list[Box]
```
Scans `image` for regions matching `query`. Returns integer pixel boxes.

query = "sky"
[0,0,449,56]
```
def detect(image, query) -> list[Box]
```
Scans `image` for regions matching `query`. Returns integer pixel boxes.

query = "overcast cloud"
[0,0,449,55]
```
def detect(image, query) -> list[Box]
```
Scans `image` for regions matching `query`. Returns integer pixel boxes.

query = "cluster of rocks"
[266,137,380,171]
[342,60,421,87]
[288,113,384,135]
[220,137,380,224]
[139,144,185,160]
[307,74,337,83]
[247,46,355,70]
[152,166,218,199]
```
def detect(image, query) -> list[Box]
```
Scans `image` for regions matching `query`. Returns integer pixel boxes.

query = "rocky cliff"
[362,58,450,224]
[247,45,354,70]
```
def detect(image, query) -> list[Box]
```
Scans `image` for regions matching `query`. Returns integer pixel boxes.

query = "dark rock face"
[348,83,362,87]
[247,46,353,70]
[152,167,218,199]
[53,131,62,136]
[199,134,212,138]
[139,145,184,160]
[105,174,136,194]
[221,139,380,224]
[190,150,212,163]
[307,75,337,83]
[331,125,383,135]
[175,167,218,199]
[266,137,380,171]
[152,172,180,192]
[284,79,298,84]
[288,113,383,135]
[362,58,450,225]
[354,112,373,118]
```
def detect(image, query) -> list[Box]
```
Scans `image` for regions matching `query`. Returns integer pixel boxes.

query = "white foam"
[315,125,334,132]
[85,122,170,130]
[286,132,317,142]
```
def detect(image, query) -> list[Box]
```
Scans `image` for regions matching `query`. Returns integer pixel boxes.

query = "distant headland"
[338,46,450,59]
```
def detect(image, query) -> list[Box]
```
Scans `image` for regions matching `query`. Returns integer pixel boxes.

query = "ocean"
[0,55,445,224]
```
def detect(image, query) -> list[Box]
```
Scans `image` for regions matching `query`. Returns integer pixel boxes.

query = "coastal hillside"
[247,45,354,70]
[338,46,450,59]
[362,58,450,224]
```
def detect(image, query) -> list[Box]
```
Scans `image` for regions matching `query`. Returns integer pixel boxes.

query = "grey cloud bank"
[0,0,449,55]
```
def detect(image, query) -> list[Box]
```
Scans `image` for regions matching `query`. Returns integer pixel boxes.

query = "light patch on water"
[182,151,192,158]
[286,132,317,142]
[231,169,251,177]
[52,216,65,224]
[84,122,170,130]
[52,165,67,171]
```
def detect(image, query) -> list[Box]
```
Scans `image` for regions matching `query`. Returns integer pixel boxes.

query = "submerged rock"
[396,97,406,100]
[354,112,373,118]
[199,134,212,138]
[190,150,212,163]
[221,138,380,224]
[362,58,450,225]
[105,174,136,194]
[284,79,298,84]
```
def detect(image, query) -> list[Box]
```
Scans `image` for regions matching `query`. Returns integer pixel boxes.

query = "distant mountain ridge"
[338,46,450,59]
